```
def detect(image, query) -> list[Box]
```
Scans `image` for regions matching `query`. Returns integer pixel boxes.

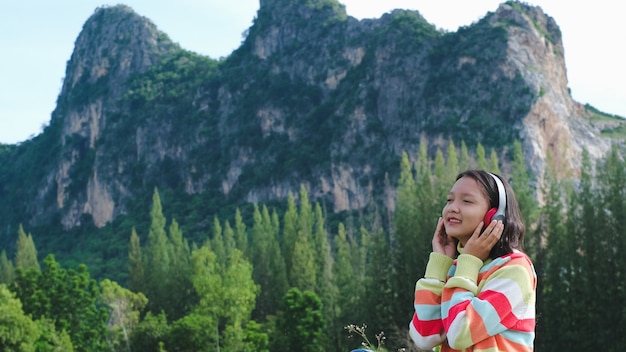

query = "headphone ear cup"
[484,208,497,224]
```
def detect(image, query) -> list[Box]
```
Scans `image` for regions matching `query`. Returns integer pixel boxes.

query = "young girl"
[409,170,536,351]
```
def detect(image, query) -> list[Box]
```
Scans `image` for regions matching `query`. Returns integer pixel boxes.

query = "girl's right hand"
[432,217,456,258]
[463,219,503,261]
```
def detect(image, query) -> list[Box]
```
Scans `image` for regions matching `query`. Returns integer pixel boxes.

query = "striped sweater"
[409,250,536,351]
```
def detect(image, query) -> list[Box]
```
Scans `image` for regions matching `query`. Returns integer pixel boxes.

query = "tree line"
[1,139,625,351]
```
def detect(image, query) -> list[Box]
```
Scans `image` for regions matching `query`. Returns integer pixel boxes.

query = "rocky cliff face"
[496,3,610,181]
[5,1,623,232]
[36,5,180,227]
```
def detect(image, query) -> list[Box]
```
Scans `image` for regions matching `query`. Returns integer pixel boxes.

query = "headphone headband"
[488,172,507,222]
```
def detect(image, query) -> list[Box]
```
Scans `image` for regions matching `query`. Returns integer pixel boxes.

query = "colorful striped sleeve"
[409,252,454,350]
[442,253,536,350]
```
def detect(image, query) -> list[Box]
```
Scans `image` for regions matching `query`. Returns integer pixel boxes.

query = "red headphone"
[483,172,507,224]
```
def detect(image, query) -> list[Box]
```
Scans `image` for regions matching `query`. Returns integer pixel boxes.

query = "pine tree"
[392,146,439,326]
[445,140,459,184]
[476,143,487,170]
[392,152,418,322]
[0,250,15,284]
[211,216,226,264]
[128,227,144,293]
[290,230,317,292]
[145,188,171,317]
[167,218,194,320]
[433,148,448,201]
[575,149,603,348]
[223,220,236,257]
[190,244,260,351]
[282,193,298,284]
[134,206,195,323]
[488,148,501,174]
[265,206,288,314]
[299,185,314,240]
[187,245,221,348]
[537,155,574,351]
[169,219,190,264]
[287,187,318,291]
[190,245,221,316]
[234,208,249,256]
[413,148,440,302]
[312,203,333,291]
[593,145,626,347]
[250,204,288,320]
[510,140,539,255]
[459,140,471,170]
[14,224,40,271]
[271,207,281,239]
[332,223,356,331]
[311,202,337,348]
[250,204,272,318]
[361,227,398,350]
[220,249,259,351]
[353,225,369,307]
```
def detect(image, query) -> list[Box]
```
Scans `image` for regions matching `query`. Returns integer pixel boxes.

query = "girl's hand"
[463,220,504,261]
[432,217,457,258]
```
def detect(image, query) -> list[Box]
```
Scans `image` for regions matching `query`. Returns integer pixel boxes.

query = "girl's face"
[442,176,491,245]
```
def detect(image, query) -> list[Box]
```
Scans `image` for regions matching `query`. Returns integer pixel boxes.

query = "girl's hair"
[456,170,526,258]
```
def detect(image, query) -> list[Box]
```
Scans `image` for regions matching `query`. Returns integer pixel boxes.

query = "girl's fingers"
[432,217,444,246]
[485,221,503,242]
[436,217,443,230]
[435,217,446,241]
[483,220,501,235]
[464,220,504,260]
[473,221,484,237]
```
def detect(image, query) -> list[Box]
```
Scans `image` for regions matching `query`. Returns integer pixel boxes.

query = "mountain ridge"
[0,0,623,242]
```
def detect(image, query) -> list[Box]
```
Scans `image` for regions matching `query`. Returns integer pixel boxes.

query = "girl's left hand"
[463,220,504,261]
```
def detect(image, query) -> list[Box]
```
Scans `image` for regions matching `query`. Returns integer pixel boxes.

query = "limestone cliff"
[495,3,611,182]
[1,0,623,235]
[34,5,180,227]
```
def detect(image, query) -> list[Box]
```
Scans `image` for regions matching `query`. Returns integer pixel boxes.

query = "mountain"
[0,0,623,249]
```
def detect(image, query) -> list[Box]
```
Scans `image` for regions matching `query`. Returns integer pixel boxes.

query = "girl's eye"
[463,199,472,204]
[446,198,453,203]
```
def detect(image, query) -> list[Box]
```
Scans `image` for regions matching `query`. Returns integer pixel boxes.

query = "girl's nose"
[446,201,459,213]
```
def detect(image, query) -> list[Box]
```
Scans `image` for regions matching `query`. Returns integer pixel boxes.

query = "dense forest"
[2,139,625,351]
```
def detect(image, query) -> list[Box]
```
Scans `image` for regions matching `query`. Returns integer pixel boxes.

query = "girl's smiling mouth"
[446,217,461,224]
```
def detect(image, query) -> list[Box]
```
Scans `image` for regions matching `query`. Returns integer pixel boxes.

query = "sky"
[1,1,624,144]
